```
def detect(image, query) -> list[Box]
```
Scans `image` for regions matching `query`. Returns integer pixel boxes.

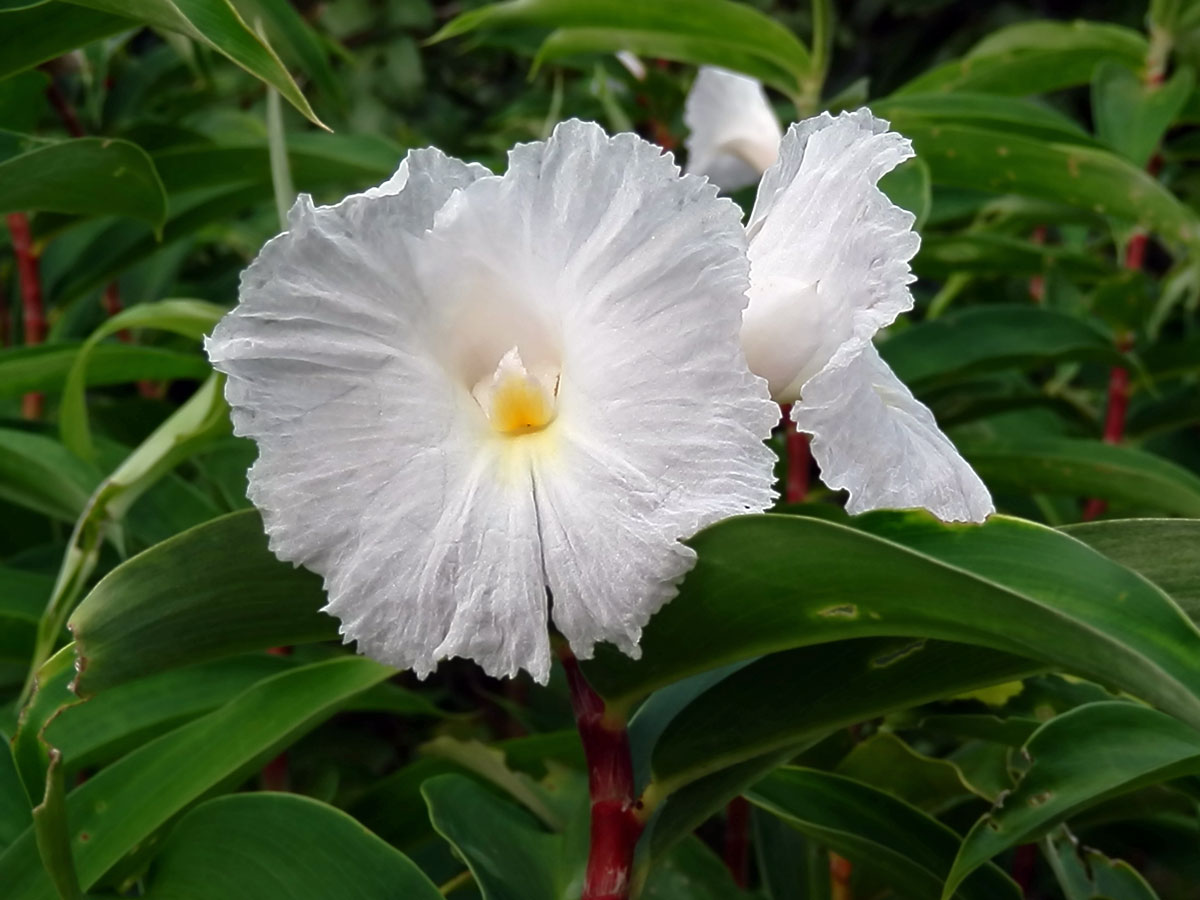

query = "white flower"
[684,67,782,192]
[743,110,994,523]
[206,120,778,684]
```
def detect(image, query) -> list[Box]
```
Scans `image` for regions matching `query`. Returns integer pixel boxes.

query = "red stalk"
[722,796,751,887]
[7,213,45,418]
[830,852,854,900]
[780,404,811,503]
[559,647,643,900]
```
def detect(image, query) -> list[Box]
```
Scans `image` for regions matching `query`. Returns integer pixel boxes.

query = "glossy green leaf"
[423,773,579,900]
[31,750,81,900]
[945,701,1200,897]
[879,305,1122,390]
[583,513,1200,731]
[0,740,31,855]
[0,344,208,398]
[0,656,393,899]
[875,93,1096,145]
[59,298,224,460]
[1092,61,1194,166]
[962,438,1200,516]
[1044,826,1162,900]
[879,119,1200,247]
[647,640,1037,797]
[1061,519,1200,618]
[534,26,800,101]
[748,768,1021,900]
[142,793,442,899]
[433,0,814,101]
[880,157,931,229]
[0,430,100,523]
[68,510,335,696]
[914,233,1114,282]
[894,20,1146,96]
[23,375,232,702]
[641,639,1037,859]
[0,5,134,82]
[58,0,325,127]
[835,732,987,812]
[0,138,166,228]
[349,732,582,851]
[231,0,343,106]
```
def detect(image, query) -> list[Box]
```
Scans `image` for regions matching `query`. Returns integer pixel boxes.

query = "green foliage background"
[1,1,1200,898]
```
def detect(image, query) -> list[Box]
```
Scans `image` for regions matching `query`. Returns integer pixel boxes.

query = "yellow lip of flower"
[473,347,558,436]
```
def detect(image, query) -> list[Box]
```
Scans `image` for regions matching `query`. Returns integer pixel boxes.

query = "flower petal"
[791,344,994,523]
[208,149,557,682]
[423,120,779,660]
[684,67,782,192]
[743,110,919,401]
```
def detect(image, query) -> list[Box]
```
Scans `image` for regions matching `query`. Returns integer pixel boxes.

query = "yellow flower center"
[473,347,558,436]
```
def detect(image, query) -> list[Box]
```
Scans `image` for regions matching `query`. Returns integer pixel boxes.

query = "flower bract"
[206,120,778,683]
[684,67,782,192]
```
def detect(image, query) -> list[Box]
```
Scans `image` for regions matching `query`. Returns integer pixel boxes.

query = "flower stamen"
[473,347,558,435]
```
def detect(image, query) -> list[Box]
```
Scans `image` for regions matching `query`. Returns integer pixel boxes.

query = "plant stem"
[722,795,751,887]
[7,212,46,418]
[780,404,811,503]
[559,646,642,900]
[829,852,853,900]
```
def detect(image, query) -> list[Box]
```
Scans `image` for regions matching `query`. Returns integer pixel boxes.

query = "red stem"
[722,796,751,887]
[1028,225,1048,303]
[45,80,86,138]
[7,213,45,418]
[780,404,811,503]
[560,647,642,900]
[260,646,293,791]
[830,852,854,900]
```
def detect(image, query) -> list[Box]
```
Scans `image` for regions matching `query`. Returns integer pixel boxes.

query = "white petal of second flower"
[791,344,994,523]
[743,110,920,401]
[684,67,782,192]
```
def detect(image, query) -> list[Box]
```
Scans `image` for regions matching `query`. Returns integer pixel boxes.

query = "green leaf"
[141,793,442,899]
[58,0,325,128]
[31,750,81,900]
[43,655,290,773]
[534,27,799,101]
[894,20,1146,96]
[58,299,224,460]
[879,119,1200,248]
[0,344,209,399]
[432,0,814,101]
[1043,826,1162,900]
[0,5,134,82]
[961,438,1200,516]
[646,640,1036,799]
[875,93,1097,145]
[880,157,931,229]
[583,513,1200,730]
[68,510,335,696]
[1061,519,1200,619]
[0,741,31,856]
[748,768,1021,900]
[945,702,1200,897]
[1092,61,1194,167]
[0,138,166,228]
[0,656,393,899]
[835,732,989,812]
[230,0,343,107]
[0,430,100,523]
[642,639,1037,856]
[423,773,580,900]
[23,375,232,703]
[879,306,1123,391]
[914,234,1114,282]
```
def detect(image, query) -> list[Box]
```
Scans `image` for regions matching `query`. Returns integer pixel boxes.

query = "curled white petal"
[791,344,994,523]
[743,109,919,401]
[684,67,782,192]
[208,122,777,683]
